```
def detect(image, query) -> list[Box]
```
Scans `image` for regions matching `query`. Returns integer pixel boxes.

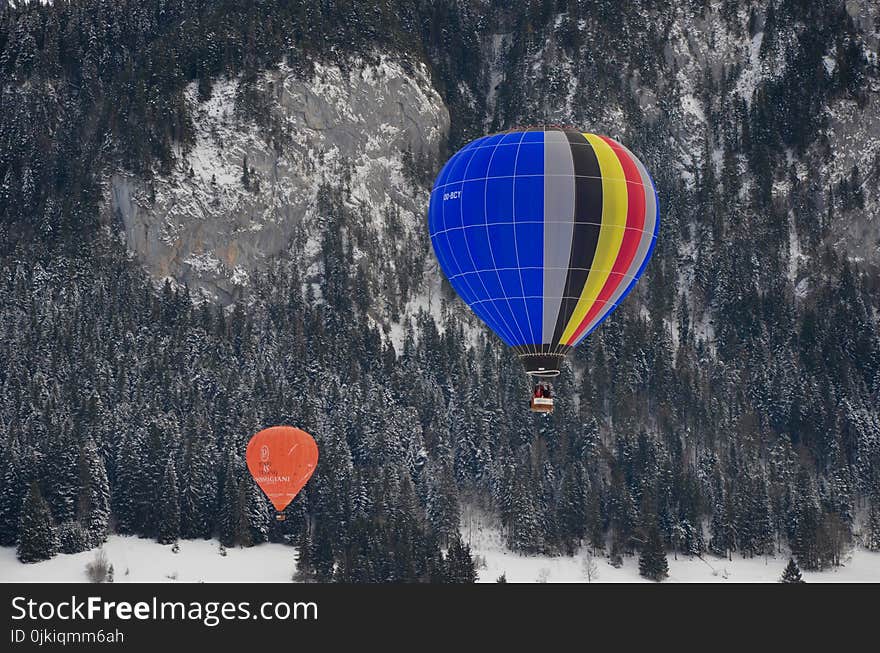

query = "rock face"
[103,55,449,303]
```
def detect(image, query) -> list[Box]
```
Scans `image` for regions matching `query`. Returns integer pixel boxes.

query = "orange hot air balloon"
[246,426,318,520]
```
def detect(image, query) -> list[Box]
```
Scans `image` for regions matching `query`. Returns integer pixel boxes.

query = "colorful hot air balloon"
[246,426,318,520]
[428,127,658,407]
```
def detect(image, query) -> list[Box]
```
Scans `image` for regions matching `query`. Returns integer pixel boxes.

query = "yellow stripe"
[559,133,628,344]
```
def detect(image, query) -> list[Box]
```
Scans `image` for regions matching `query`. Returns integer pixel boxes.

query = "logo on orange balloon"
[246,426,318,516]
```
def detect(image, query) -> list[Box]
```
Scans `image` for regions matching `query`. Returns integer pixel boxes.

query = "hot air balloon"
[428,127,659,412]
[246,426,318,520]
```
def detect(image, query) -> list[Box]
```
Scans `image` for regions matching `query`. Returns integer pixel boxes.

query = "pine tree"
[179,421,218,539]
[780,558,804,583]
[44,418,80,524]
[443,536,477,583]
[294,527,315,581]
[112,429,145,535]
[638,525,669,582]
[791,471,822,570]
[865,501,880,551]
[218,454,245,547]
[426,461,460,548]
[244,481,270,545]
[77,437,110,547]
[312,521,335,582]
[0,442,23,546]
[507,463,541,553]
[17,483,59,563]
[157,458,180,545]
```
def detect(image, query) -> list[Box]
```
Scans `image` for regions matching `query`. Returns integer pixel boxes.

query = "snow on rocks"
[102,54,448,304]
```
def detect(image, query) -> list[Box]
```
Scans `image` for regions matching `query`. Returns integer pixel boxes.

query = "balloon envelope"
[246,426,318,512]
[428,127,659,376]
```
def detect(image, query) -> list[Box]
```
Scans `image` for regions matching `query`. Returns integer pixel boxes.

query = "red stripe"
[565,136,646,344]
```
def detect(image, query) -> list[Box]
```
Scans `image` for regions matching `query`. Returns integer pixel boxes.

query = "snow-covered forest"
[1,0,879,582]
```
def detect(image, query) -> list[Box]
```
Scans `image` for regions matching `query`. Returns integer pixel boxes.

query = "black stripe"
[551,131,603,345]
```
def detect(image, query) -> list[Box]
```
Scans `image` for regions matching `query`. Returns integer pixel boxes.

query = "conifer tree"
[17,483,59,563]
[244,482,270,546]
[77,437,110,546]
[426,461,459,548]
[443,536,477,583]
[312,521,336,582]
[638,525,669,582]
[44,419,80,524]
[112,429,143,535]
[218,455,242,547]
[780,558,804,583]
[157,458,181,545]
[294,527,315,581]
[866,501,880,552]
[179,422,218,539]
[0,442,23,546]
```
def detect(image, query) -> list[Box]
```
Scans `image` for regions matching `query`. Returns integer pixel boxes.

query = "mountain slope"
[0,0,879,579]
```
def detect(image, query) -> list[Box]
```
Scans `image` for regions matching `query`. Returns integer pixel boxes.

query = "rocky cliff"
[103,55,448,304]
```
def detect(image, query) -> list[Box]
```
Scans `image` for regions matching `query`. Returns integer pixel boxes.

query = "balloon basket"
[275,513,287,521]
[530,397,554,413]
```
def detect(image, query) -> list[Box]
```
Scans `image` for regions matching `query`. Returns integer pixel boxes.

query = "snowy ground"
[475,538,880,583]
[2,532,879,583]
[0,537,297,583]
[459,509,880,582]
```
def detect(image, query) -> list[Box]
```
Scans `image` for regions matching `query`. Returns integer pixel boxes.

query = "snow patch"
[0,537,297,583]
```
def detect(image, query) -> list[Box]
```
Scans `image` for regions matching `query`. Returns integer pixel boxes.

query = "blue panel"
[481,312,514,346]
[520,268,543,298]
[524,298,544,343]
[477,270,504,299]
[505,297,531,344]
[487,145,518,178]
[459,136,484,152]
[500,132,523,144]
[434,148,468,189]
[514,220,543,268]
[484,297,523,346]
[467,297,511,346]
[521,131,544,143]
[465,145,494,179]
[466,275,518,348]
[498,269,524,302]
[485,177,514,222]
[515,142,544,176]
[445,227,472,276]
[447,272,476,307]
[481,133,506,147]
[486,223,517,269]
[432,234,475,307]
[466,224,494,272]
[445,147,477,184]
[429,231,444,266]
[431,236,460,286]
[513,176,544,222]
[460,179,487,227]
[441,181,464,230]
